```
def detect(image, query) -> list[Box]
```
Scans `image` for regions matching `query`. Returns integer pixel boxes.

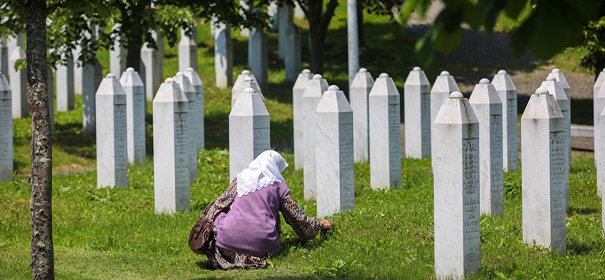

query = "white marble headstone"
[153,78,191,214]
[278,4,293,60]
[56,56,75,111]
[594,68,605,100]
[541,77,570,209]
[303,74,329,199]
[284,22,301,83]
[174,72,198,183]
[292,69,313,170]
[82,58,102,135]
[521,87,566,255]
[120,68,146,165]
[469,78,503,215]
[430,71,459,132]
[595,81,605,196]
[110,24,127,77]
[9,47,27,119]
[232,73,264,107]
[404,66,431,159]
[0,73,13,182]
[432,91,480,279]
[179,23,198,72]
[600,109,605,234]
[248,28,268,87]
[316,85,355,219]
[369,73,401,190]
[96,74,128,188]
[350,68,374,163]
[215,23,233,88]
[229,87,270,180]
[141,38,162,101]
[184,67,205,151]
[491,69,518,171]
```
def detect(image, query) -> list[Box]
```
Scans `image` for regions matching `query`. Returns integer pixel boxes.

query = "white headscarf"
[236,150,289,197]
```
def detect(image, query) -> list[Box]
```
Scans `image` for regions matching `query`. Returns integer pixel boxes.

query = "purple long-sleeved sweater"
[214,181,289,257]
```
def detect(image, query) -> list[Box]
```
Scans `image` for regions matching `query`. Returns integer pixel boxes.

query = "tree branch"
[320,0,338,30]
[46,1,64,15]
[296,0,309,18]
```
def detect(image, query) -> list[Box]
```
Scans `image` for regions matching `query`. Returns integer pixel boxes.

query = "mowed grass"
[2,151,605,279]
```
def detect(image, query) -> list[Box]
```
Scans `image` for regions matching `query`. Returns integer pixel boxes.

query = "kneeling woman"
[204,150,332,270]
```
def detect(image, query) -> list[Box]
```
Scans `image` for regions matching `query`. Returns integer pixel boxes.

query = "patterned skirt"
[206,226,268,270]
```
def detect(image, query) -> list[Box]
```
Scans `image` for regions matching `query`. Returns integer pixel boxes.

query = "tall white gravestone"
[248,28,268,87]
[469,79,503,215]
[292,69,313,170]
[232,74,264,107]
[404,66,431,159]
[432,91,480,279]
[430,71,459,131]
[174,73,198,183]
[9,47,27,118]
[229,87,270,180]
[179,22,198,72]
[0,39,7,78]
[0,73,13,182]
[595,83,605,196]
[184,67,205,150]
[316,85,355,219]
[284,22,301,83]
[541,77,570,209]
[369,73,401,190]
[110,24,127,77]
[120,68,146,164]
[96,74,128,188]
[7,32,24,67]
[549,69,570,100]
[491,69,518,171]
[215,23,233,88]
[521,87,566,255]
[82,58,103,135]
[303,74,329,199]
[593,68,605,100]
[278,4,293,60]
[153,78,191,214]
[141,37,163,101]
[601,109,605,234]
[56,56,75,111]
[350,68,374,163]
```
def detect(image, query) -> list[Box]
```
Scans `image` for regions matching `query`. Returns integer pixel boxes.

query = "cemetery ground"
[2,1,604,278]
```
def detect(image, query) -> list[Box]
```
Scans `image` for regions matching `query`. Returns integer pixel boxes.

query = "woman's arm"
[279,193,321,239]
[204,179,237,220]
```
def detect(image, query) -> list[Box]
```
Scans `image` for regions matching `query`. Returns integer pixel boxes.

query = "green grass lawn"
[3,1,604,279]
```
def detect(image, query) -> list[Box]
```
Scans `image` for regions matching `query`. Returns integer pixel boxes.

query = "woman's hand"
[320,219,332,230]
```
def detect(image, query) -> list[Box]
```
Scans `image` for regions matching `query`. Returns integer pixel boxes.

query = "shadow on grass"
[52,122,96,159]
[568,205,600,215]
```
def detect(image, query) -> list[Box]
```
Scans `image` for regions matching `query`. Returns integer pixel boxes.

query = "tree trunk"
[126,40,143,72]
[24,0,54,279]
[120,0,148,73]
[304,0,338,74]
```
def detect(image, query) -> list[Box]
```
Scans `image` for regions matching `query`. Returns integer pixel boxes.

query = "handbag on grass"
[188,202,216,255]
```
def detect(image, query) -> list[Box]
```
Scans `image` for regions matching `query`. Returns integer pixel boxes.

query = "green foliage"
[581,16,605,76]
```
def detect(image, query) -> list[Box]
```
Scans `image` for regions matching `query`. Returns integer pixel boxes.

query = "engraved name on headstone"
[174,72,198,183]
[491,69,518,171]
[184,67,205,150]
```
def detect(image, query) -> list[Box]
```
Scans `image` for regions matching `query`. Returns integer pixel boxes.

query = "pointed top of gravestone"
[0,72,10,93]
[351,68,374,89]
[540,78,567,102]
[230,87,269,117]
[552,68,560,73]
[596,69,605,89]
[522,88,563,119]
[294,69,313,90]
[434,92,478,125]
[242,70,250,75]
[9,46,25,61]
[535,87,549,95]
[234,71,261,95]
[432,71,459,94]
[154,78,189,103]
[370,72,399,97]
[184,67,203,88]
[470,80,501,105]
[596,78,605,98]
[491,69,517,92]
[316,87,353,114]
[379,73,389,78]
[450,91,463,98]
[549,68,570,89]
[174,73,196,96]
[244,76,254,82]
[302,69,311,74]
[302,75,329,98]
[404,66,429,86]
[96,73,127,100]
[119,67,144,87]
[546,76,556,82]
